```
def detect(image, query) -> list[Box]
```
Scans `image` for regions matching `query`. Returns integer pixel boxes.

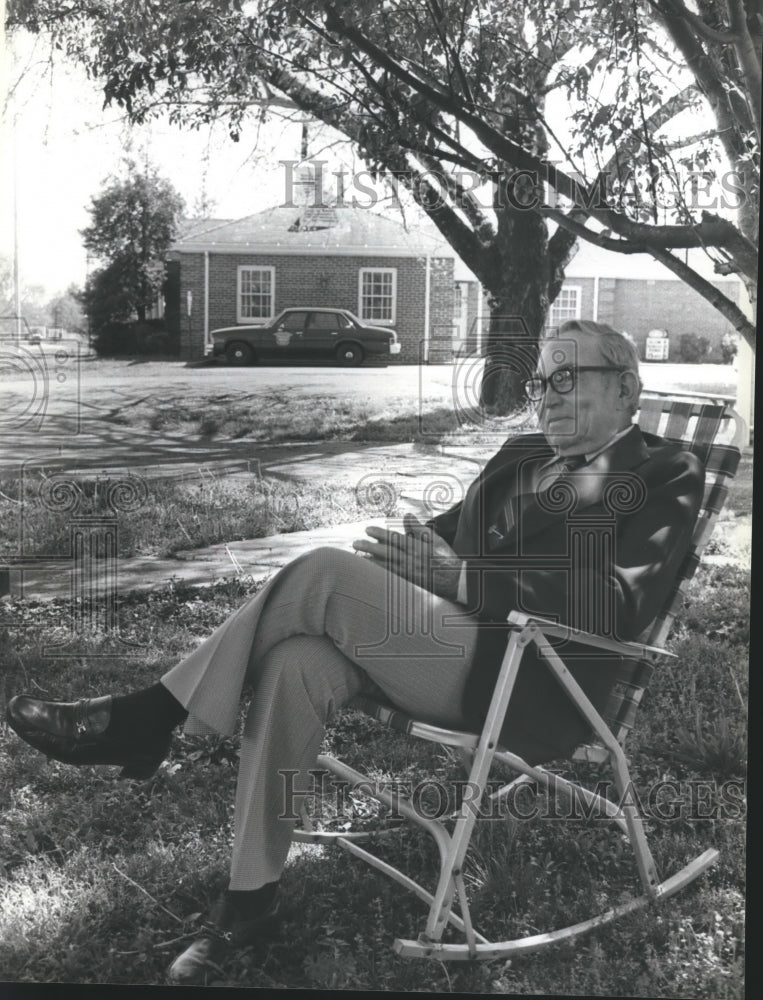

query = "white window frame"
[237,266,275,323]
[358,267,397,325]
[546,284,582,331]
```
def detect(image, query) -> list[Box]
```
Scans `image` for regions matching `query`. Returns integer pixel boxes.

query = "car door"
[304,311,345,357]
[271,311,309,358]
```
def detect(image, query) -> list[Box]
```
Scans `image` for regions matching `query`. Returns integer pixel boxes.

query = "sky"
[1,29,366,297]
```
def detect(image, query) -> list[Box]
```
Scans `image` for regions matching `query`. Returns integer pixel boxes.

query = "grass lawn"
[0,424,749,993]
[0,473,373,561]
[96,360,740,446]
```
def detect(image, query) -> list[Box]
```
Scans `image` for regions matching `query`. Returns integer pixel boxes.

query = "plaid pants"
[161,546,479,889]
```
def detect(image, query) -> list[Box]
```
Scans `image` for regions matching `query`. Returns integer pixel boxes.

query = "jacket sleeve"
[427,503,463,547]
[461,448,704,641]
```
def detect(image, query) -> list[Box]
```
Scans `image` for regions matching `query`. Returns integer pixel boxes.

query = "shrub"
[720,334,738,365]
[93,319,178,357]
[678,332,711,363]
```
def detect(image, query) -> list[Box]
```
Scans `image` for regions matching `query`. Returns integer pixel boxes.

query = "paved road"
[2,349,462,413]
[1,351,469,471]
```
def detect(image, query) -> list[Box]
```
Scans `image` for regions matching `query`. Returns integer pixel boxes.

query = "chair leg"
[422,631,530,943]
[301,744,718,961]
[608,742,660,892]
[492,748,660,892]
[303,753,491,944]
[292,615,720,961]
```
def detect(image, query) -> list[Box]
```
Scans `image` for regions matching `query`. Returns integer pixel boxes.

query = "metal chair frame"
[293,392,746,961]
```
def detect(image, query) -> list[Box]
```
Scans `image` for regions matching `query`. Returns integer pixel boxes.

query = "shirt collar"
[583,423,635,463]
[546,423,634,467]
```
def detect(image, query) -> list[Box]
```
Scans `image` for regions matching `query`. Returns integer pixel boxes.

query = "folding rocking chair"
[292,391,746,960]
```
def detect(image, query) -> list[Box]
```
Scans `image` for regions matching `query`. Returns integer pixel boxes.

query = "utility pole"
[13,111,21,341]
[2,12,23,342]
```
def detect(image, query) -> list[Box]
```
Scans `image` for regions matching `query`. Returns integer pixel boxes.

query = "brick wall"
[174,251,456,362]
[609,278,740,361]
[426,257,456,362]
[172,252,206,358]
[553,275,741,362]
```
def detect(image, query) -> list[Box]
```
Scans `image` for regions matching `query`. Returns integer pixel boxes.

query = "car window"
[280,312,309,331]
[307,312,342,330]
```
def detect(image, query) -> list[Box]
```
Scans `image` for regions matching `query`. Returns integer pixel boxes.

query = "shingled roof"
[171,204,457,258]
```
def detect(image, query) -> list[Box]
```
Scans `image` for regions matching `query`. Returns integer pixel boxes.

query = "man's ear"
[618,371,641,410]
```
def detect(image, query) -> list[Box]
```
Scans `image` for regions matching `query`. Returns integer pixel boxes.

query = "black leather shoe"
[167,890,281,984]
[6,695,171,779]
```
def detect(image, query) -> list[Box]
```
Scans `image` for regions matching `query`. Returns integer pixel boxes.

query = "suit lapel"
[484,449,551,549]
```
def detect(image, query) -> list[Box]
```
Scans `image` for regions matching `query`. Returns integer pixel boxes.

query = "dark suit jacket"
[429,425,704,764]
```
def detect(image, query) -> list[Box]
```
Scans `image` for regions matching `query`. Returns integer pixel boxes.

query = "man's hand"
[352,513,463,602]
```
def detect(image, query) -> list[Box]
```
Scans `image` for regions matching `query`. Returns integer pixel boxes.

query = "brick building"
[166,199,744,367]
[543,241,744,362]
[166,205,471,363]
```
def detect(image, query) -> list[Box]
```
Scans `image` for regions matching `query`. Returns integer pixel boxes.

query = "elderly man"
[7,320,703,983]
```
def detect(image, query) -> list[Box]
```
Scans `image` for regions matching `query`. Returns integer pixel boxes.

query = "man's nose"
[541,383,564,406]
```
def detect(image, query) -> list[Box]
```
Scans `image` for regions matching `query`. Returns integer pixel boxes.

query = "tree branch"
[315,3,757,275]
[406,173,494,282]
[544,207,755,345]
[647,245,756,345]
[601,210,758,278]
[727,0,763,138]
[648,0,755,152]
[665,0,742,43]
[415,149,494,238]
[652,127,727,151]
[424,0,475,105]
[244,51,496,283]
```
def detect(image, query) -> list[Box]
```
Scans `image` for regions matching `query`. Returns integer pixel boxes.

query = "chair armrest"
[505,611,675,664]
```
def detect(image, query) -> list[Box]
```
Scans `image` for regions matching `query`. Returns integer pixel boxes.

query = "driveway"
[1,352,460,468]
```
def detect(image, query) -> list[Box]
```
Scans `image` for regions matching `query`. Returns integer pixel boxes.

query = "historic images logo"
[0,340,82,435]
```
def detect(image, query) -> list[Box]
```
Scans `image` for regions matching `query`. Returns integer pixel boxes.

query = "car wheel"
[336,343,364,366]
[226,342,255,366]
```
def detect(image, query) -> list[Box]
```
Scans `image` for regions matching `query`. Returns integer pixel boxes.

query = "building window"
[238,266,275,322]
[358,268,397,324]
[546,285,581,331]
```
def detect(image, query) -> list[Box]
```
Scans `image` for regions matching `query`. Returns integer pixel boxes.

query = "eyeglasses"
[523,365,626,402]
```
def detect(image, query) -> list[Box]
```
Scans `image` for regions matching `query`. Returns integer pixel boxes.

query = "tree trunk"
[480,206,551,412]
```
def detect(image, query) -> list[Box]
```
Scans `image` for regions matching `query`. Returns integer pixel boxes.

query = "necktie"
[537,453,587,491]
[556,454,588,475]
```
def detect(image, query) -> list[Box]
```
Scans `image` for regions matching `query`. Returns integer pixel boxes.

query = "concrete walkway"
[4,442,495,601]
[8,519,378,600]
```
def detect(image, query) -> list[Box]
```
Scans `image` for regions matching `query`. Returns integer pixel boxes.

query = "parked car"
[208,307,401,366]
